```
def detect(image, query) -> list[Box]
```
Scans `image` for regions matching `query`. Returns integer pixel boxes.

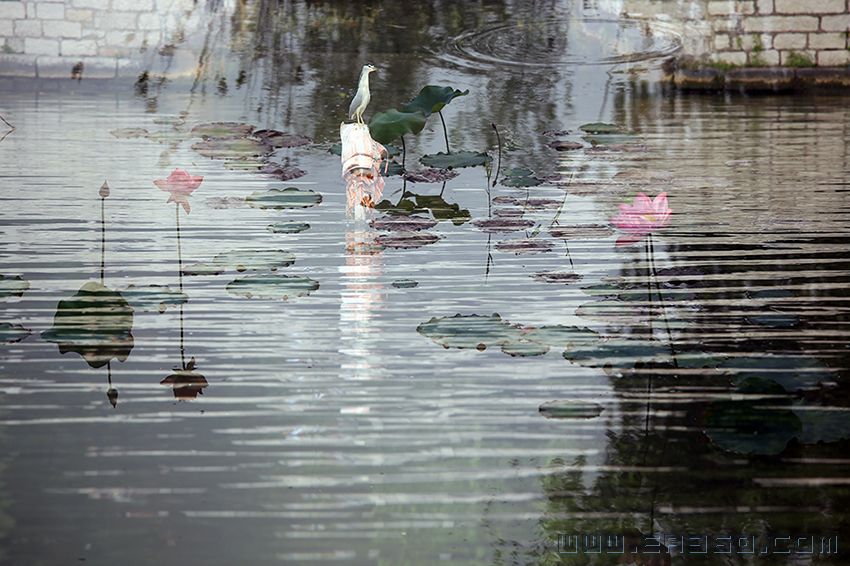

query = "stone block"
[708,1,734,15]
[0,20,11,37]
[714,50,749,64]
[61,39,97,56]
[43,20,82,39]
[24,37,58,56]
[756,0,774,13]
[715,33,732,50]
[112,0,153,9]
[94,11,138,30]
[0,2,25,19]
[726,67,795,90]
[35,2,64,19]
[817,49,850,65]
[773,33,808,49]
[821,15,850,32]
[780,49,816,65]
[71,0,108,8]
[744,16,819,32]
[66,8,94,22]
[14,19,42,37]
[809,32,847,49]
[775,0,844,13]
[137,13,161,30]
[740,32,772,50]
[25,2,35,18]
[0,53,37,77]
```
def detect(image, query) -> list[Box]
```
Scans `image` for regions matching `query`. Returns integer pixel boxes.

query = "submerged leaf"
[213,249,296,272]
[501,167,543,187]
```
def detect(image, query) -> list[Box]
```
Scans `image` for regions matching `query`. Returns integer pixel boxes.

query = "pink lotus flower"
[610,192,671,246]
[153,168,203,214]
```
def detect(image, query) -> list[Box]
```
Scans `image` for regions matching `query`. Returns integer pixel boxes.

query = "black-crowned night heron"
[349,64,377,125]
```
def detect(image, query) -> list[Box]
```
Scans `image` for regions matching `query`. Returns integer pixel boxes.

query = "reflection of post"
[339,225,385,382]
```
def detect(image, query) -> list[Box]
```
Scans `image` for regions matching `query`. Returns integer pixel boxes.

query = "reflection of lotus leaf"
[402,85,469,116]
[190,122,254,139]
[191,138,269,160]
[267,222,310,234]
[226,274,319,300]
[417,314,525,350]
[182,262,225,276]
[0,322,31,343]
[122,284,188,313]
[368,109,427,145]
[420,151,490,170]
[579,122,625,134]
[705,401,800,455]
[501,340,549,357]
[41,281,134,369]
[213,249,296,272]
[245,187,322,209]
[0,274,30,298]
[161,369,209,400]
[501,167,542,187]
[539,400,604,419]
[473,218,533,233]
[720,355,834,393]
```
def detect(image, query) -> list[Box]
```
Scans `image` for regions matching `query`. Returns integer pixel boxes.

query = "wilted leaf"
[403,168,459,183]
[371,215,437,232]
[252,129,312,148]
[495,240,553,254]
[473,218,533,233]
[192,138,270,160]
[376,232,440,249]
[533,271,582,284]
[257,164,307,181]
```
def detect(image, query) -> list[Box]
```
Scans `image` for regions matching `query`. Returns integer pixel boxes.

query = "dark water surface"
[1,1,850,564]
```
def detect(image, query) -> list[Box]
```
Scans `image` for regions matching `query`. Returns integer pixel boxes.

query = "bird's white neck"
[358,70,371,89]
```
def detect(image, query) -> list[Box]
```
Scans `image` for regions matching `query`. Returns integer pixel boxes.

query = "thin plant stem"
[649,234,678,368]
[400,135,406,169]
[438,110,450,153]
[175,204,186,368]
[100,198,106,285]
[491,123,501,188]
[0,114,13,131]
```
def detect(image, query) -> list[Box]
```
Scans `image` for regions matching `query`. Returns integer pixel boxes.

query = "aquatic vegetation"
[375,192,471,225]
[420,150,489,170]
[417,314,524,350]
[538,400,604,420]
[719,355,836,393]
[122,284,188,313]
[610,192,672,246]
[579,122,625,134]
[391,279,419,289]
[402,168,458,183]
[226,274,319,300]
[370,215,437,232]
[500,167,543,187]
[190,122,254,139]
[182,262,225,276]
[472,218,533,233]
[245,187,322,209]
[153,168,203,213]
[401,85,469,152]
[375,232,440,249]
[257,164,307,181]
[548,140,583,151]
[42,281,135,369]
[0,274,30,298]
[532,271,582,284]
[494,239,553,254]
[0,322,31,343]
[191,137,269,161]
[213,249,296,272]
[267,222,310,234]
[161,361,208,400]
[368,109,426,145]
[252,129,311,148]
[704,400,801,455]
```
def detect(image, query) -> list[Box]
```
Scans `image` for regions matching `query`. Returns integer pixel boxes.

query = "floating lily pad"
[222,159,266,172]
[492,196,520,205]
[417,313,525,350]
[523,325,599,349]
[720,355,835,393]
[563,338,672,374]
[252,129,312,148]
[501,167,543,187]
[41,281,134,369]
[525,198,563,210]
[550,224,614,240]
[473,218,533,233]
[392,279,419,289]
[542,129,571,137]
[226,274,319,300]
[493,208,525,218]
[402,85,469,116]
[368,109,427,145]
[548,140,583,151]
[0,275,30,298]
[110,127,149,139]
[501,340,550,357]
[191,122,254,139]
[579,122,625,135]
[539,400,604,419]
[416,194,471,224]
[533,271,582,284]
[245,187,322,209]
[258,163,307,181]
[182,262,225,276]
[143,129,190,145]
[705,401,800,456]
[495,240,553,254]
[376,232,440,249]
[122,284,188,313]
[371,215,437,232]
[403,168,459,183]
[192,138,270,160]
[575,299,657,326]
[420,151,490,170]
[0,322,31,344]
[213,249,295,272]
[267,222,310,234]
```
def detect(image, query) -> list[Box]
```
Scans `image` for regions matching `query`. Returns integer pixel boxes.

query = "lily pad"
[550,224,614,240]
[492,196,520,205]
[563,338,672,374]
[222,159,266,172]
[0,322,31,343]
[392,279,419,289]
[182,262,225,276]
[720,355,835,393]
[415,194,471,224]
[495,240,553,254]
[525,198,562,210]
[542,129,571,137]
[533,271,582,284]
[41,281,134,369]
[794,408,850,444]
[575,299,657,326]
[110,127,149,139]
[403,168,459,183]
[252,129,312,148]
[402,85,469,117]
[226,274,319,300]
[539,400,604,420]
[493,208,525,218]
[191,122,254,139]
[473,218,533,233]
[420,151,490,170]
[368,109,427,145]
[371,215,437,232]
[523,325,599,349]
[192,138,270,160]
[501,340,550,357]
[417,313,524,350]
[501,167,543,187]
[267,222,310,234]
[376,232,440,249]
[161,368,208,400]
[0,275,30,298]
[548,140,583,151]
[122,284,188,313]
[705,401,800,456]
[258,164,307,181]
[579,122,625,135]
[213,249,295,272]
[245,187,322,209]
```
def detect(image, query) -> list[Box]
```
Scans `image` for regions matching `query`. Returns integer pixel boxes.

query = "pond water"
[1,1,850,565]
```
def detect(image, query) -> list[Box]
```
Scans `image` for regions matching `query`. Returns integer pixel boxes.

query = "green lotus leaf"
[226,274,319,300]
[368,109,427,145]
[501,340,550,357]
[0,274,30,298]
[501,166,542,187]
[415,194,471,224]
[245,187,322,209]
[523,325,598,350]
[794,408,850,444]
[539,400,604,420]
[420,150,490,169]
[391,279,419,289]
[417,313,525,350]
[0,322,31,344]
[41,281,134,369]
[267,222,310,234]
[182,262,225,276]
[579,122,625,135]
[402,85,469,117]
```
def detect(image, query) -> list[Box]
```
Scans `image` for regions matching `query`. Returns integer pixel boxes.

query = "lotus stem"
[439,110,450,154]
[400,135,406,169]
[175,204,186,368]
[100,195,106,285]
[649,234,678,368]
[0,113,13,131]
[491,123,501,188]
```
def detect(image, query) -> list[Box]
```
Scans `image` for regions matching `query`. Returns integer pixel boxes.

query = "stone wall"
[0,0,206,78]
